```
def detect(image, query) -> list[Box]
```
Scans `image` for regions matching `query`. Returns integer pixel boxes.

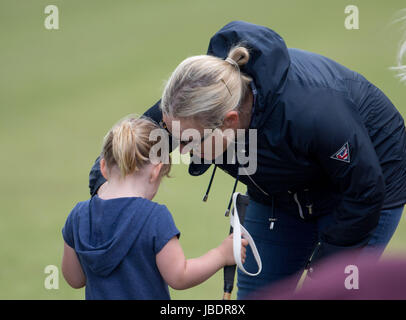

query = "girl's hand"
[157,234,249,290]
[217,234,249,266]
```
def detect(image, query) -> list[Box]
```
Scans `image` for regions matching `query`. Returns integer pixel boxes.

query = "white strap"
[230,192,262,276]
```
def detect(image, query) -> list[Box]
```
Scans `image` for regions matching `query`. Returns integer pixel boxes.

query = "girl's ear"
[150,162,164,183]
[100,158,108,180]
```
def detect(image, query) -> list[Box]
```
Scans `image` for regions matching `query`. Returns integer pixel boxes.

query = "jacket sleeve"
[88,100,165,196]
[293,91,386,264]
[143,99,163,125]
[89,156,105,197]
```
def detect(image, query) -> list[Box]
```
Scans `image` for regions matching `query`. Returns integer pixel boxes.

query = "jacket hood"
[207,20,291,129]
[70,196,156,277]
[189,21,291,177]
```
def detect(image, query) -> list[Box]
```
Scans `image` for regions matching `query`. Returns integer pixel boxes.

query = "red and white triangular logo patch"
[330,142,350,163]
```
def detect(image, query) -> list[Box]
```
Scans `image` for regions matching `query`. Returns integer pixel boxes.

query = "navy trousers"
[236,198,404,299]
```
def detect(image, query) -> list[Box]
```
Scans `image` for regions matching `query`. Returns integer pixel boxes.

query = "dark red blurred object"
[249,250,406,300]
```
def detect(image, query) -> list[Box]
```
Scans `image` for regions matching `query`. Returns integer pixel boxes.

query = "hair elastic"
[225,57,240,69]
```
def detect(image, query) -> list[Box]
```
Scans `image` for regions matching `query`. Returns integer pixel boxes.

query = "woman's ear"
[150,162,164,183]
[222,110,240,129]
[100,158,109,180]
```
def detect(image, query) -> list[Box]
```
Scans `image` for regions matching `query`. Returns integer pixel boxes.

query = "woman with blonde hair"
[90,21,406,299]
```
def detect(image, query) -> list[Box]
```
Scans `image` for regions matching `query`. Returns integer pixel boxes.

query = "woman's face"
[162,113,239,161]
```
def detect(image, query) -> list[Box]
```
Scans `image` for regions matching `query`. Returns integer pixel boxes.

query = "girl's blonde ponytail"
[112,119,148,177]
[102,117,171,178]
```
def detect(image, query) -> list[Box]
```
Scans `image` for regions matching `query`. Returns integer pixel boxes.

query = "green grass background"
[0,0,405,300]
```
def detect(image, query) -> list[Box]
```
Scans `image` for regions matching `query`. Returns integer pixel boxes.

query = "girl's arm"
[62,242,86,289]
[156,234,247,290]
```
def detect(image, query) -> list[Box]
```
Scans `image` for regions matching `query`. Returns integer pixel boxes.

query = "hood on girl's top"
[64,196,157,277]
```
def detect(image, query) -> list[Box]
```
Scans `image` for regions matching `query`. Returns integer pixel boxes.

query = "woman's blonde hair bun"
[226,46,250,68]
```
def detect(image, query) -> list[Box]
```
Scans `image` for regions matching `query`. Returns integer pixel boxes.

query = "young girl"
[62,116,247,299]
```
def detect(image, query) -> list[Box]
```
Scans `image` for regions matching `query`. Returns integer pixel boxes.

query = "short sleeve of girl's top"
[62,203,80,249]
[150,204,180,254]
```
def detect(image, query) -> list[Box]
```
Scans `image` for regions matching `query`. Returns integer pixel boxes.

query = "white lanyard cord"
[239,167,270,197]
[230,192,262,277]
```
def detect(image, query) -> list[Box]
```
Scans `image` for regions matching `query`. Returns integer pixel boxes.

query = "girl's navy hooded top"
[63,195,180,299]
